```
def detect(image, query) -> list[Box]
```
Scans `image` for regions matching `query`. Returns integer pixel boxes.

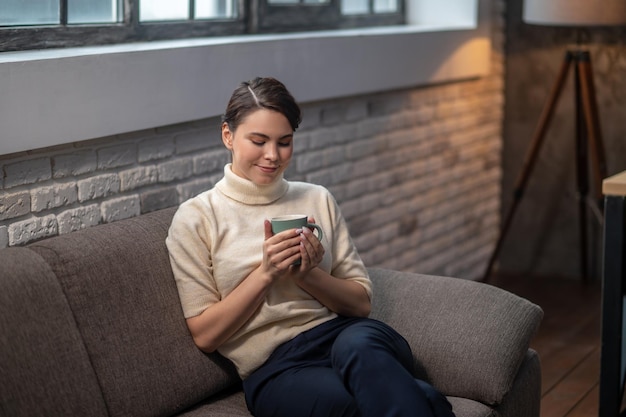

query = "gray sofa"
[0,207,543,417]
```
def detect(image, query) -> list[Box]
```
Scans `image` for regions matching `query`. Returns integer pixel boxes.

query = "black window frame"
[254,0,404,33]
[0,0,404,52]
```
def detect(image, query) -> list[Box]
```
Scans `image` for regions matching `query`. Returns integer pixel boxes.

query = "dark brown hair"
[222,77,302,132]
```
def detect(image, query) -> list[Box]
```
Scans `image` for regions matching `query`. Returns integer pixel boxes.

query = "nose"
[264,143,278,161]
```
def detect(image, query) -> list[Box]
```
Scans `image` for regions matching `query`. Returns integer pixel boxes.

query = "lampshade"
[524,0,626,26]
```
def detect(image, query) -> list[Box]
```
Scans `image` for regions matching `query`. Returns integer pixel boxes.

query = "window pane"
[341,0,368,15]
[195,0,236,19]
[0,0,58,26]
[267,0,330,4]
[140,0,188,21]
[373,0,396,13]
[68,0,120,24]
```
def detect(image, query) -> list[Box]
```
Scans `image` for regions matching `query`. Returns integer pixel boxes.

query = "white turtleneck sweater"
[166,164,371,379]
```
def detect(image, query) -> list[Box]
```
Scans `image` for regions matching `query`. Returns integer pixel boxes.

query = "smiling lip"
[257,165,279,173]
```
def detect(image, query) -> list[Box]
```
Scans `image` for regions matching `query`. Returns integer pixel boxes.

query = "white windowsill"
[0,2,491,156]
[0,23,476,63]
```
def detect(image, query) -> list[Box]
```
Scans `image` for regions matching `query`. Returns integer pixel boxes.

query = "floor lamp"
[482,0,626,283]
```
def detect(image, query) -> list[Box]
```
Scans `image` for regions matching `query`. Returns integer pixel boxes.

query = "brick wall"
[0,1,505,280]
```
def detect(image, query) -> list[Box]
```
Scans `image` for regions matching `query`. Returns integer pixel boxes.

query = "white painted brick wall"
[101,195,141,223]
[31,182,78,212]
[157,158,193,183]
[176,176,216,203]
[119,166,158,191]
[97,144,137,169]
[140,186,178,212]
[4,158,52,188]
[193,149,230,175]
[58,204,101,234]
[138,137,175,163]
[53,150,97,178]
[8,214,58,246]
[77,174,121,202]
[174,128,216,154]
[0,79,502,278]
[305,165,352,190]
[0,190,30,221]
[296,147,344,172]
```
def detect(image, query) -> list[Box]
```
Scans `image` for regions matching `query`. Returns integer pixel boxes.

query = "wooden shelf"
[603,171,626,197]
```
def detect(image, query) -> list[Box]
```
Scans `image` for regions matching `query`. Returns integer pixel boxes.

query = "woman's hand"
[261,218,325,280]
[262,218,369,318]
[293,218,370,317]
[261,220,304,279]
[295,217,325,273]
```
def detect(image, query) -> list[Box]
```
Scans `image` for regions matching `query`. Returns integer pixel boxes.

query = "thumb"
[264,219,274,240]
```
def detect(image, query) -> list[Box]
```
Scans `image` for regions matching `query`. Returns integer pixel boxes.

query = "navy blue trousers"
[243,316,455,417]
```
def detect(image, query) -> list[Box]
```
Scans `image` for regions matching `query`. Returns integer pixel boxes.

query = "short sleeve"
[166,199,220,318]
[325,190,373,301]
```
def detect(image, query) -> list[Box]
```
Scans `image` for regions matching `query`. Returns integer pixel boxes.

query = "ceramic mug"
[270,214,323,265]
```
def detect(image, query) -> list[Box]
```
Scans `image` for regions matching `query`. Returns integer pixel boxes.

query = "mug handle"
[305,223,323,241]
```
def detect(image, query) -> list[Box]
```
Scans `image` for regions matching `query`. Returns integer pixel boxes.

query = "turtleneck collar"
[215,164,289,205]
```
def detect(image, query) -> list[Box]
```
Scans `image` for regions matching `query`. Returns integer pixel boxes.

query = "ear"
[222,122,234,150]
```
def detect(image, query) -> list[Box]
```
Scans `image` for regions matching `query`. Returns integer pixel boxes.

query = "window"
[0,0,403,52]
[0,0,121,25]
[257,0,403,32]
[0,0,487,156]
[139,0,237,21]
[342,0,398,14]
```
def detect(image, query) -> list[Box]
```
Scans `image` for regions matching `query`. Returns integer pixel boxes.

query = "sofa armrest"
[494,349,542,417]
[367,268,543,406]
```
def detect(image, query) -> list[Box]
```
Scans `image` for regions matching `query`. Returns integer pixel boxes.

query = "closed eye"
[252,140,291,147]
[247,133,293,147]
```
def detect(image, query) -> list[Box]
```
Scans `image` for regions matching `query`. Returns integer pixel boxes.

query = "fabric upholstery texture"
[0,248,108,417]
[29,207,240,417]
[368,267,543,406]
[447,397,496,417]
[178,389,251,416]
[0,207,543,417]
[493,350,542,417]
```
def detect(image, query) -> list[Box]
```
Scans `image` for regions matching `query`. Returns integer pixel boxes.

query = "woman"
[166,77,454,417]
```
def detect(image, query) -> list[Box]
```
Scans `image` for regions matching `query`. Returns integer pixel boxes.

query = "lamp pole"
[482,47,607,283]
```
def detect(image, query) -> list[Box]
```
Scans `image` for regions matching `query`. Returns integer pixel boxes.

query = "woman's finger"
[299,228,323,265]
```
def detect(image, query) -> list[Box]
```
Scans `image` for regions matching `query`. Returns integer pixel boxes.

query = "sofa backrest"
[0,247,109,417]
[26,207,240,417]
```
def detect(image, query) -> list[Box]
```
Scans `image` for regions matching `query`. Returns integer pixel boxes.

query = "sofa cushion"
[0,247,108,417]
[177,390,251,417]
[29,208,240,417]
[368,268,542,406]
[448,397,495,417]
[175,389,497,417]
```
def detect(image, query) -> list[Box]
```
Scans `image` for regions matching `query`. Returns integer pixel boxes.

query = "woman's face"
[222,108,294,186]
